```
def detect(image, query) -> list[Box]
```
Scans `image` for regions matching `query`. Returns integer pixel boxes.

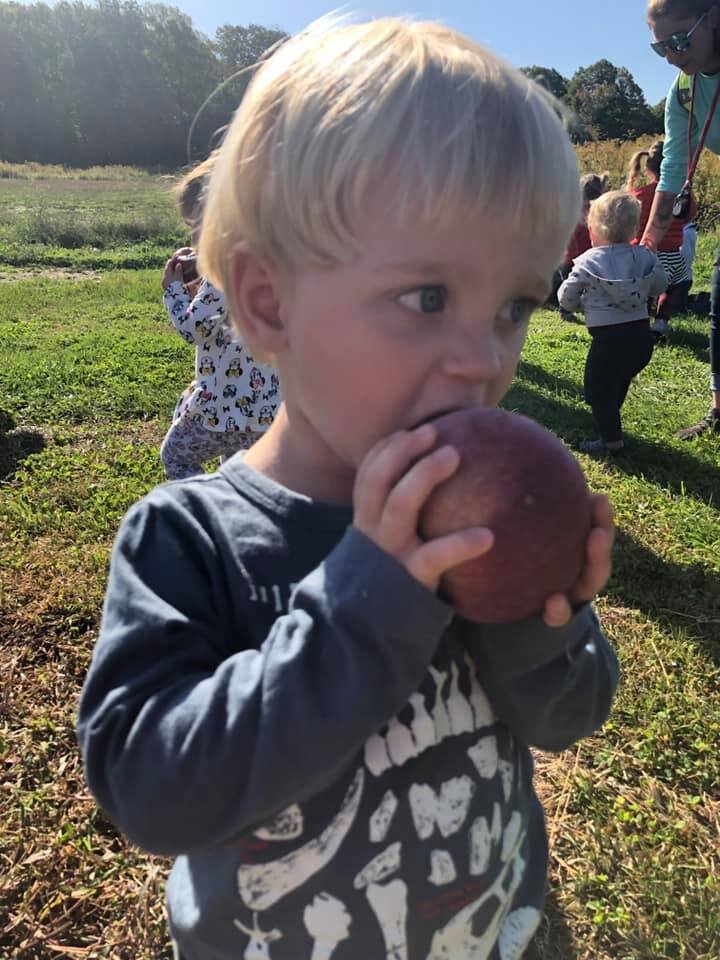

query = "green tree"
[519,66,568,101]
[566,59,662,141]
[0,1,285,166]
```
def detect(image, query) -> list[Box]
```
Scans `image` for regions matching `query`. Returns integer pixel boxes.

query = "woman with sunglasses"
[643,0,720,438]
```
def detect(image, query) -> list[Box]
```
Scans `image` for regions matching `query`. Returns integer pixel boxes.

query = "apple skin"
[419,408,592,623]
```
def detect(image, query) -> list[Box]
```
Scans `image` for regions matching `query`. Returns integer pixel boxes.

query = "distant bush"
[0,161,153,181]
[575,137,720,230]
[10,210,182,249]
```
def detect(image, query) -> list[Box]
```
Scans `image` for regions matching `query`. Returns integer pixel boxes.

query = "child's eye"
[397,285,448,314]
[502,298,538,327]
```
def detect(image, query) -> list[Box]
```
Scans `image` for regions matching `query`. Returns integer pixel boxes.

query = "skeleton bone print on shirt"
[229,630,543,960]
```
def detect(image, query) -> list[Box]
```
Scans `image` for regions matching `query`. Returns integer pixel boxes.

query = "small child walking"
[160,156,280,479]
[626,140,696,341]
[559,190,667,454]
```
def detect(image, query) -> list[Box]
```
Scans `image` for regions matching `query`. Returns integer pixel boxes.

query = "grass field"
[0,162,718,959]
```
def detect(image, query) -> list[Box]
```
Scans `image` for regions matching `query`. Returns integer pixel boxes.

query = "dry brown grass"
[1,219,718,958]
[575,137,720,229]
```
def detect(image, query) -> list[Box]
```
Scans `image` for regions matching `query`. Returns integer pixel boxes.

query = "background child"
[78,18,618,960]
[559,190,667,453]
[626,140,696,341]
[160,155,279,479]
[552,172,610,319]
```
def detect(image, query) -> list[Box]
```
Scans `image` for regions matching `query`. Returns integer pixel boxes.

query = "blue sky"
[171,0,674,105]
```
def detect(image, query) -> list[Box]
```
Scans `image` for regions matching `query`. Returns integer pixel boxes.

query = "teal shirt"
[659,71,720,195]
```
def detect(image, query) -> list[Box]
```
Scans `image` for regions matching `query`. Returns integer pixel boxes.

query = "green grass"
[0,168,718,960]
[0,161,157,180]
[0,176,186,269]
[0,272,191,423]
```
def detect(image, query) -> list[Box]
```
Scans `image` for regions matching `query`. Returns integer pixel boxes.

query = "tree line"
[0,1,662,168]
[0,0,285,166]
[520,64,663,142]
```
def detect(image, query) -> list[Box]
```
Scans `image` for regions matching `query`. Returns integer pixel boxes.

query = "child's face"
[268,207,562,498]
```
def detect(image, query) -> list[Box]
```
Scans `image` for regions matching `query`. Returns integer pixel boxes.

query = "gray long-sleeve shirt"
[558,243,667,328]
[77,455,619,960]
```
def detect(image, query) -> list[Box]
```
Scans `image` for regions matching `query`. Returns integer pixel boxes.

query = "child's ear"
[228,244,287,355]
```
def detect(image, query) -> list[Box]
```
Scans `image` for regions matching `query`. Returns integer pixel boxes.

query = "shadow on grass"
[505,383,719,507]
[517,360,584,399]
[668,317,711,363]
[608,528,720,658]
[0,408,45,479]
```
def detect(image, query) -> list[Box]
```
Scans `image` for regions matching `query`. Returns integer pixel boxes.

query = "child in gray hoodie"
[559,190,667,453]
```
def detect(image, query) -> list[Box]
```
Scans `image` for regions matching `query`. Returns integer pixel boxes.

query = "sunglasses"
[650,11,707,57]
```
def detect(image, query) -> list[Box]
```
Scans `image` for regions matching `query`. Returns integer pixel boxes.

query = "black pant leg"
[584,323,653,443]
[584,333,623,442]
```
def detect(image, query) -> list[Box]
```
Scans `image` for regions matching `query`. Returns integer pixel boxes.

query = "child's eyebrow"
[377,260,551,298]
[376,260,451,275]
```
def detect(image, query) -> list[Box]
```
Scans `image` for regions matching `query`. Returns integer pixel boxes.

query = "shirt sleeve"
[557,266,587,312]
[464,604,619,752]
[77,496,452,856]
[658,77,692,195]
[648,257,669,297]
[162,278,227,344]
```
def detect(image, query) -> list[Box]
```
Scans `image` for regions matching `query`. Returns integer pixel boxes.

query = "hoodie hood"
[573,244,657,312]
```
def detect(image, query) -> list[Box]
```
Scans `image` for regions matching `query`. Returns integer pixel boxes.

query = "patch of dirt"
[0,267,102,282]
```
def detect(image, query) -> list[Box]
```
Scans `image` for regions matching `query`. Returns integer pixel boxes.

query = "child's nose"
[442,328,503,381]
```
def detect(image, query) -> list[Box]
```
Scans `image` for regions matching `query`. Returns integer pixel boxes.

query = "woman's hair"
[625,140,664,189]
[174,151,219,226]
[199,16,580,293]
[587,190,642,244]
[581,172,611,206]
[647,0,712,20]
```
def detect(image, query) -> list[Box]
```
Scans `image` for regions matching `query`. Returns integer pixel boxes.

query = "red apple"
[419,408,592,623]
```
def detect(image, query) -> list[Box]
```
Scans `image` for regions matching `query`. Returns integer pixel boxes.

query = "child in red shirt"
[626,140,696,341]
[554,172,610,319]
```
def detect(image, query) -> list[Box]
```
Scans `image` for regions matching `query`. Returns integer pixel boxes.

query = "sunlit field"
[1,148,718,959]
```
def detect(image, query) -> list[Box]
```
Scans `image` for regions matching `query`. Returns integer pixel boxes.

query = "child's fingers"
[353,425,436,527]
[407,527,494,589]
[542,593,572,628]
[590,492,614,537]
[378,443,460,544]
[570,526,613,603]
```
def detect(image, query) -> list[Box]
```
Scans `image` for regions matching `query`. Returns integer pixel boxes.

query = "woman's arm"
[645,78,692,250]
[639,189,676,251]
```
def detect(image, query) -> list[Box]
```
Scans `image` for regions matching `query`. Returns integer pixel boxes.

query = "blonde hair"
[587,190,642,244]
[648,0,712,20]
[199,17,580,293]
[625,140,664,190]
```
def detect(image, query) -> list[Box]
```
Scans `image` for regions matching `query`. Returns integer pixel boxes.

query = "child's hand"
[541,493,614,628]
[161,247,193,289]
[185,277,202,298]
[353,424,494,594]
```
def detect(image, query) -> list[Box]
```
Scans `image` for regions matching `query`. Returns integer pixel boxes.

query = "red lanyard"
[683,74,720,192]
